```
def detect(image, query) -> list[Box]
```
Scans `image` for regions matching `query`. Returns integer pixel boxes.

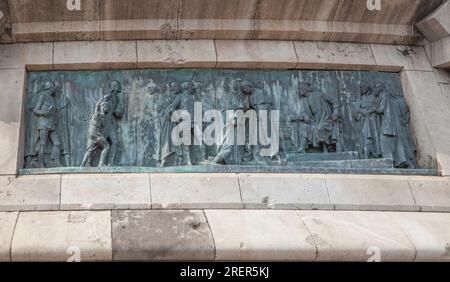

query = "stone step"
[286,151,359,162]
[289,158,394,169]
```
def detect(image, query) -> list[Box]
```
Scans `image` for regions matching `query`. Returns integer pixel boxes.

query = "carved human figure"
[296,82,340,153]
[355,83,381,159]
[214,79,254,165]
[81,80,123,167]
[374,83,411,168]
[153,81,179,167]
[33,80,62,167]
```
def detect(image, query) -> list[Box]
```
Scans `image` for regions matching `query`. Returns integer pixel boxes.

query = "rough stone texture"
[401,71,450,175]
[53,41,137,70]
[294,41,376,70]
[0,43,53,70]
[389,212,450,262]
[239,174,331,209]
[61,174,151,210]
[11,211,112,261]
[254,20,333,41]
[9,0,100,42]
[433,68,450,83]
[371,44,433,72]
[326,175,418,211]
[215,40,297,69]
[0,212,18,262]
[205,210,316,261]
[0,175,60,211]
[299,210,416,262]
[440,83,450,109]
[0,0,11,43]
[112,210,214,261]
[100,0,178,40]
[0,69,25,175]
[137,40,217,68]
[431,36,450,68]
[417,1,450,42]
[151,174,242,209]
[178,0,257,39]
[408,176,450,212]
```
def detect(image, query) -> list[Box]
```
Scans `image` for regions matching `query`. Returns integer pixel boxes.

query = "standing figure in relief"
[296,83,314,153]
[153,81,179,167]
[33,80,62,167]
[81,80,123,167]
[374,83,410,168]
[355,83,381,159]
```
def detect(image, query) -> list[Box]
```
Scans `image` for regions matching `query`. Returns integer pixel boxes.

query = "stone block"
[11,211,112,261]
[215,40,297,69]
[408,176,450,212]
[0,69,26,175]
[294,41,376,70]
[431,36,450,68]
[205,210,316,261]
[253,20,333,41]
[401,71,450,175]
[299,210,416,262]
[99,0,178,40]
[0,212,18,262]
[137,40,217,68]
[326,175,418,211]
[433,69,450,83]
[9,0,100,42]
[150,174,242,209]
[0,175,60,211]
[371,44,433,71]
[53,41,137,70]
[440,83,450,109]
[0,43,53,70]
[0,0,11,43]
[417,1,450,42]
[112,210,214,261]
[388,212,450,261]
[61,174,151,210]
[238,174,331,209]
[178,0,256,39]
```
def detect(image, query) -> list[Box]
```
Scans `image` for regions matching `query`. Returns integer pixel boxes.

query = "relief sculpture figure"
[81,80,123,167]
[33,81,63,168]
[153,81,179,167]
[355,83,381,159]
[374,83,412,168]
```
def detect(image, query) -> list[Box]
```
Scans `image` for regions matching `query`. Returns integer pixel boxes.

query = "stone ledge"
[1,173,450,213]
[3,209,450,261]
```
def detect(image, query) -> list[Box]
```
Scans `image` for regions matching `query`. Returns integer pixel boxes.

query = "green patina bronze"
[22,69,424,174]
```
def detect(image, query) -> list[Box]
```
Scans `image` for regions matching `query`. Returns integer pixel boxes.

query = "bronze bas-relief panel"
[23,69,418,171]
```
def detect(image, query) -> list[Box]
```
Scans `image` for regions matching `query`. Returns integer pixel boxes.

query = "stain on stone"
[306,234,330,247]
[67,212,88,223]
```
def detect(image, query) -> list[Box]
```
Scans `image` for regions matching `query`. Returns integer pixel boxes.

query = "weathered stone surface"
[0,69,25,175]
[0,212,18,262]
[11,211,112,261]
[0,175,60,211]
[408,176,450,212]
[253,20,333,41]
[294,41,376,70]
[401,71,450,175]
[99,0,178,40]
[417,1,450,42]
[137,40,217,68]
[434,69,450,83]
[371,44,433,71]
[431,36,450,68]
[299,210,416,262]
[239,174,331,209]
[388,212,450,261]
[441,83,450,109]
[61,174,151,210]
[9,0,100,42]
[112,210,214,261]
[12,21,100,42]
[0,0,11,43]
[326,175,417,211]
[0,43,53,70]
[178,0,257,39]
[256,0,339,21]
[215,40,297,69]
[205,210,316,261]
[53,41,137,70]
[151,174,242,209]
